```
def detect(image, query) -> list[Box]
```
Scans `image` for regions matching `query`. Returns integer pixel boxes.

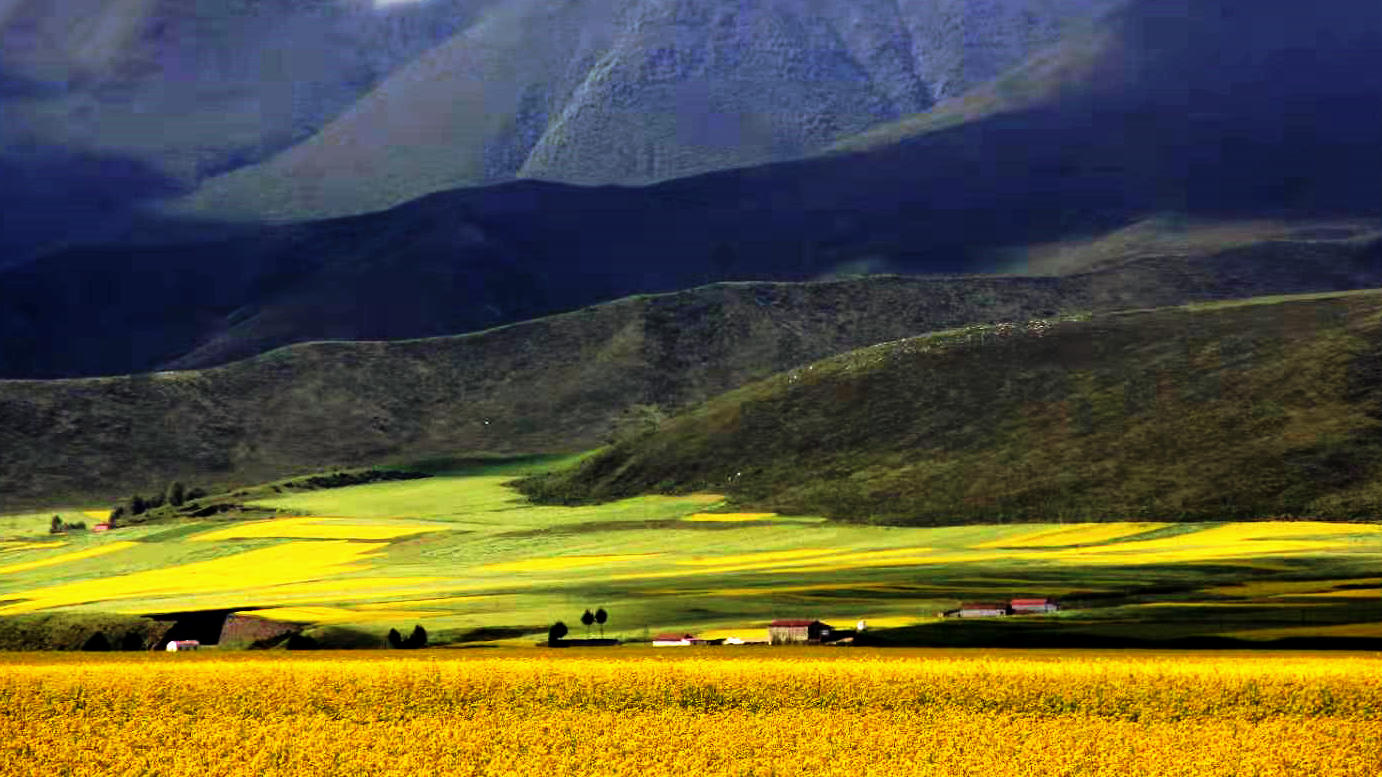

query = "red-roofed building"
[652,633,696,646]
[91,523,110,533]
[768,619,833,645]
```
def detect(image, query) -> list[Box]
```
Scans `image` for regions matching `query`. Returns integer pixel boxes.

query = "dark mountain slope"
[6,240,1382,511]
[6,0,1382,378]
[173,0,1116,221]
[527,290,1382,524]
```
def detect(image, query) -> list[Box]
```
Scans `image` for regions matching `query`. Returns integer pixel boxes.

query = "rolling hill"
[5,237,1382,512]
[526,289,1382,524]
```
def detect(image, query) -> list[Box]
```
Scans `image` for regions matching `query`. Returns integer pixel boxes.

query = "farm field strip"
[1,474,1381,639]
[1,652,1379,776]
[190,516,453,542]
[975,522,1172,548]
[0,541,138,576]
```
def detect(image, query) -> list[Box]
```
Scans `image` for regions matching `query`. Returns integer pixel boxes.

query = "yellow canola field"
[0,652,1379,777]
[1041,522,1382,565]
[82,510,110,521]
[191,516,448,542]
[681,512,779,522]
[975,522,1169,548]
[0,541,136,576]
[0,542,386,614]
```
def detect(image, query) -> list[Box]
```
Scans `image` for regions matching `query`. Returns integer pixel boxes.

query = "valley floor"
[0,469,1380,648]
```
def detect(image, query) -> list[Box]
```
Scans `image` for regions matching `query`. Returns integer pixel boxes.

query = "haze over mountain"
[0,0,485,260]
[170,0,1120,221]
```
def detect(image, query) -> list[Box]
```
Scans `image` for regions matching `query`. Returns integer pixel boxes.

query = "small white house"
[651,633,695,647]
[165,640,201,652]
[955,603,1009,618]
[1010,598,1059,614]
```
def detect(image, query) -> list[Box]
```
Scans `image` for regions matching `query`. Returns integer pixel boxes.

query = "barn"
[651,633,696,646]
[768,619,833,645]
[165,640,200,652]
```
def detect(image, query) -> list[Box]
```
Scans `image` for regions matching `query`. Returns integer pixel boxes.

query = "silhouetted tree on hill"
[595,607,608,638]
[548,621,568,647]
[404,625,428,649]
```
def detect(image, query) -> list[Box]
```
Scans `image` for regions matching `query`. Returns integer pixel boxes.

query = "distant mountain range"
[169,0,1119,221]
[6,0,1382,378]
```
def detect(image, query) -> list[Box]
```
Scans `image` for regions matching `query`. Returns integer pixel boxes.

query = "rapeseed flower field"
[0,650,1378,776]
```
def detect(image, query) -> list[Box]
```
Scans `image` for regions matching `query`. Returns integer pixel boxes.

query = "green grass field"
[1,470,1380,648]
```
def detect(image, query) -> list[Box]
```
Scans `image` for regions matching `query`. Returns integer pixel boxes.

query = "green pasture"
[1,472,1380,647]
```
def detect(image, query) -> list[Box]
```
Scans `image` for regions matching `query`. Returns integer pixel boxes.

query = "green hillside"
[5,230,1380,513]
[527,290,1382,524]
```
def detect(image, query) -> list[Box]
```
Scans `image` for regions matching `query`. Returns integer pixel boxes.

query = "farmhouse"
[652,633,696,646]
[165,640,200,652]
[768,619,834,645]
[1011,598,1059,614]
[953,603,1010,618]
[91,523,110,533]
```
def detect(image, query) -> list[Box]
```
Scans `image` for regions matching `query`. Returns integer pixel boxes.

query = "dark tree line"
[387,625,428,649]
[549,607,610,645]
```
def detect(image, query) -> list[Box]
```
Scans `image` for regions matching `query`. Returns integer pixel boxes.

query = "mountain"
[525,290,1382,524]
[169,0,1120,221]
[0,0,484,262]
[6,0,1382,379]
[5,239,1382,511]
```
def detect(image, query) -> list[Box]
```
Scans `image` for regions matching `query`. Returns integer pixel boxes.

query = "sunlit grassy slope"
[1,472,1380,646]
[531,290,1382,524]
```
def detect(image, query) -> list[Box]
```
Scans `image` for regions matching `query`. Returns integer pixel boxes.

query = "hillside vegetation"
[6,239,1382,511]
[527,291,1382,524]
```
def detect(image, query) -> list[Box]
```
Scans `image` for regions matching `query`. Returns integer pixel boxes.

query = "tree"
[49,516,63,534]
[405,625,428,649]
[166,481,186,508]
[547,621,568,647]
[110,505,126,523]
[595,607,608,638]
[387,628,403,649]
[580,609,595,638]
[128,495,146,516]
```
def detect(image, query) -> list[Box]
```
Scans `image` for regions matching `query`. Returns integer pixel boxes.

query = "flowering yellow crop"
[681,512,779,522]
[190,516,449,542]
[976,522,1170,548]
[0,541,386,614]
[0,651,1378,777]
